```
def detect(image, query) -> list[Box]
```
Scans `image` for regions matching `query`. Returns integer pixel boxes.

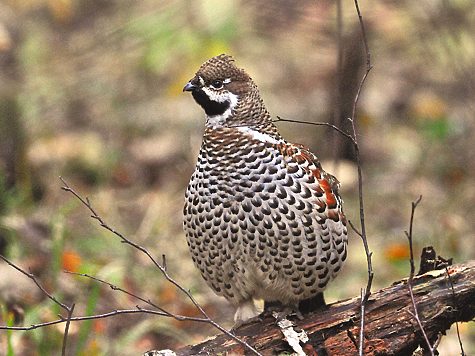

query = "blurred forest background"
[0,0,474,355]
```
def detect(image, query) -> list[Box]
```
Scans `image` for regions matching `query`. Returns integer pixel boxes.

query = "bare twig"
[354,0,371,73]
[0,254,70,310]
[348,2,373,355]
[406,196,422,276]
[0,253,216,332]
[0,252,77,356]
[277,3,373,355]
[0,308,204,331]
[59,177,263,356]
[405,196,435,356]
[358,288,365,355]
[162,254,167,272]
[60,177,207,313]
[333,0,344,164]
[444,266,466,356]
[64,271,175,318]
[433,332,443,351]
[351,0,373,303]
[0,255,74,328]
[273,116,355,143]
[61,303,75,356]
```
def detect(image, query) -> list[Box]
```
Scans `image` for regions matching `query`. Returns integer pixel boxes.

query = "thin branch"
[0,281,238,331]
[351,0,373,304]
[433,332,443,351]
[348,220,362,238]
[278,2,373,354]
[349,1,373,355]
[61,303,75,356]
[0,254,69,311]
[59,177,264,356]
[0,252,76,356]
[406,196,423,277]
[60,177,208,315]
[273,116,355,143]
[162,254,167,272]
[354,0,371,72]
[445,266,466,356]
[358,288,365,355]
[64,271,175,319]
[405,195,434,356]
[0,309,203,331]
[333,0,344,164]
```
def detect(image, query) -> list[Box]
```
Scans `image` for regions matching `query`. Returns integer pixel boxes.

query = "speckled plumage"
[183,54,348,324]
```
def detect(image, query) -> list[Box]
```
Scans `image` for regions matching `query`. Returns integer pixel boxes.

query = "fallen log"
[171,260,475,356]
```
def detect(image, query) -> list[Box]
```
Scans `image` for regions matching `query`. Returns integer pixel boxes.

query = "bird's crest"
[194,54,251,84]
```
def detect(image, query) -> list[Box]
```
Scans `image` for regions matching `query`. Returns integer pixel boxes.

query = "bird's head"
[184,54,267,127]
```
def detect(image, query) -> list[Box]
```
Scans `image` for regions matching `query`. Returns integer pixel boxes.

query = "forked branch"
[59,177,263,356]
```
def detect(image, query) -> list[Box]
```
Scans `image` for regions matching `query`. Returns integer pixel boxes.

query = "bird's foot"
[230,315,264,334]
[272,306,304,322]
[264,301,304,322]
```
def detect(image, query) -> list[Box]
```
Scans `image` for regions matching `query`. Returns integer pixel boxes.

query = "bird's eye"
[211,80,224,90]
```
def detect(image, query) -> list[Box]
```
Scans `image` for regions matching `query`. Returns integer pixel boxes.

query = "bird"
[182,54,348,327]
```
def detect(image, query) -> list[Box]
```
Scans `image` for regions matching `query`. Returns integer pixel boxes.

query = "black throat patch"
[192,89,231,117]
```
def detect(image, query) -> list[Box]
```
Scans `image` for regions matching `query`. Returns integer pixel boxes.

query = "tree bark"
[174,260,475,356]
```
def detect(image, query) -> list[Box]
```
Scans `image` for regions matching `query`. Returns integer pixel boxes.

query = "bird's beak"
[183,82,197,92]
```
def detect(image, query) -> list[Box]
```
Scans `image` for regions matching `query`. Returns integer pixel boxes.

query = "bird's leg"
[231,299,262,332]
[298,292,326,314]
